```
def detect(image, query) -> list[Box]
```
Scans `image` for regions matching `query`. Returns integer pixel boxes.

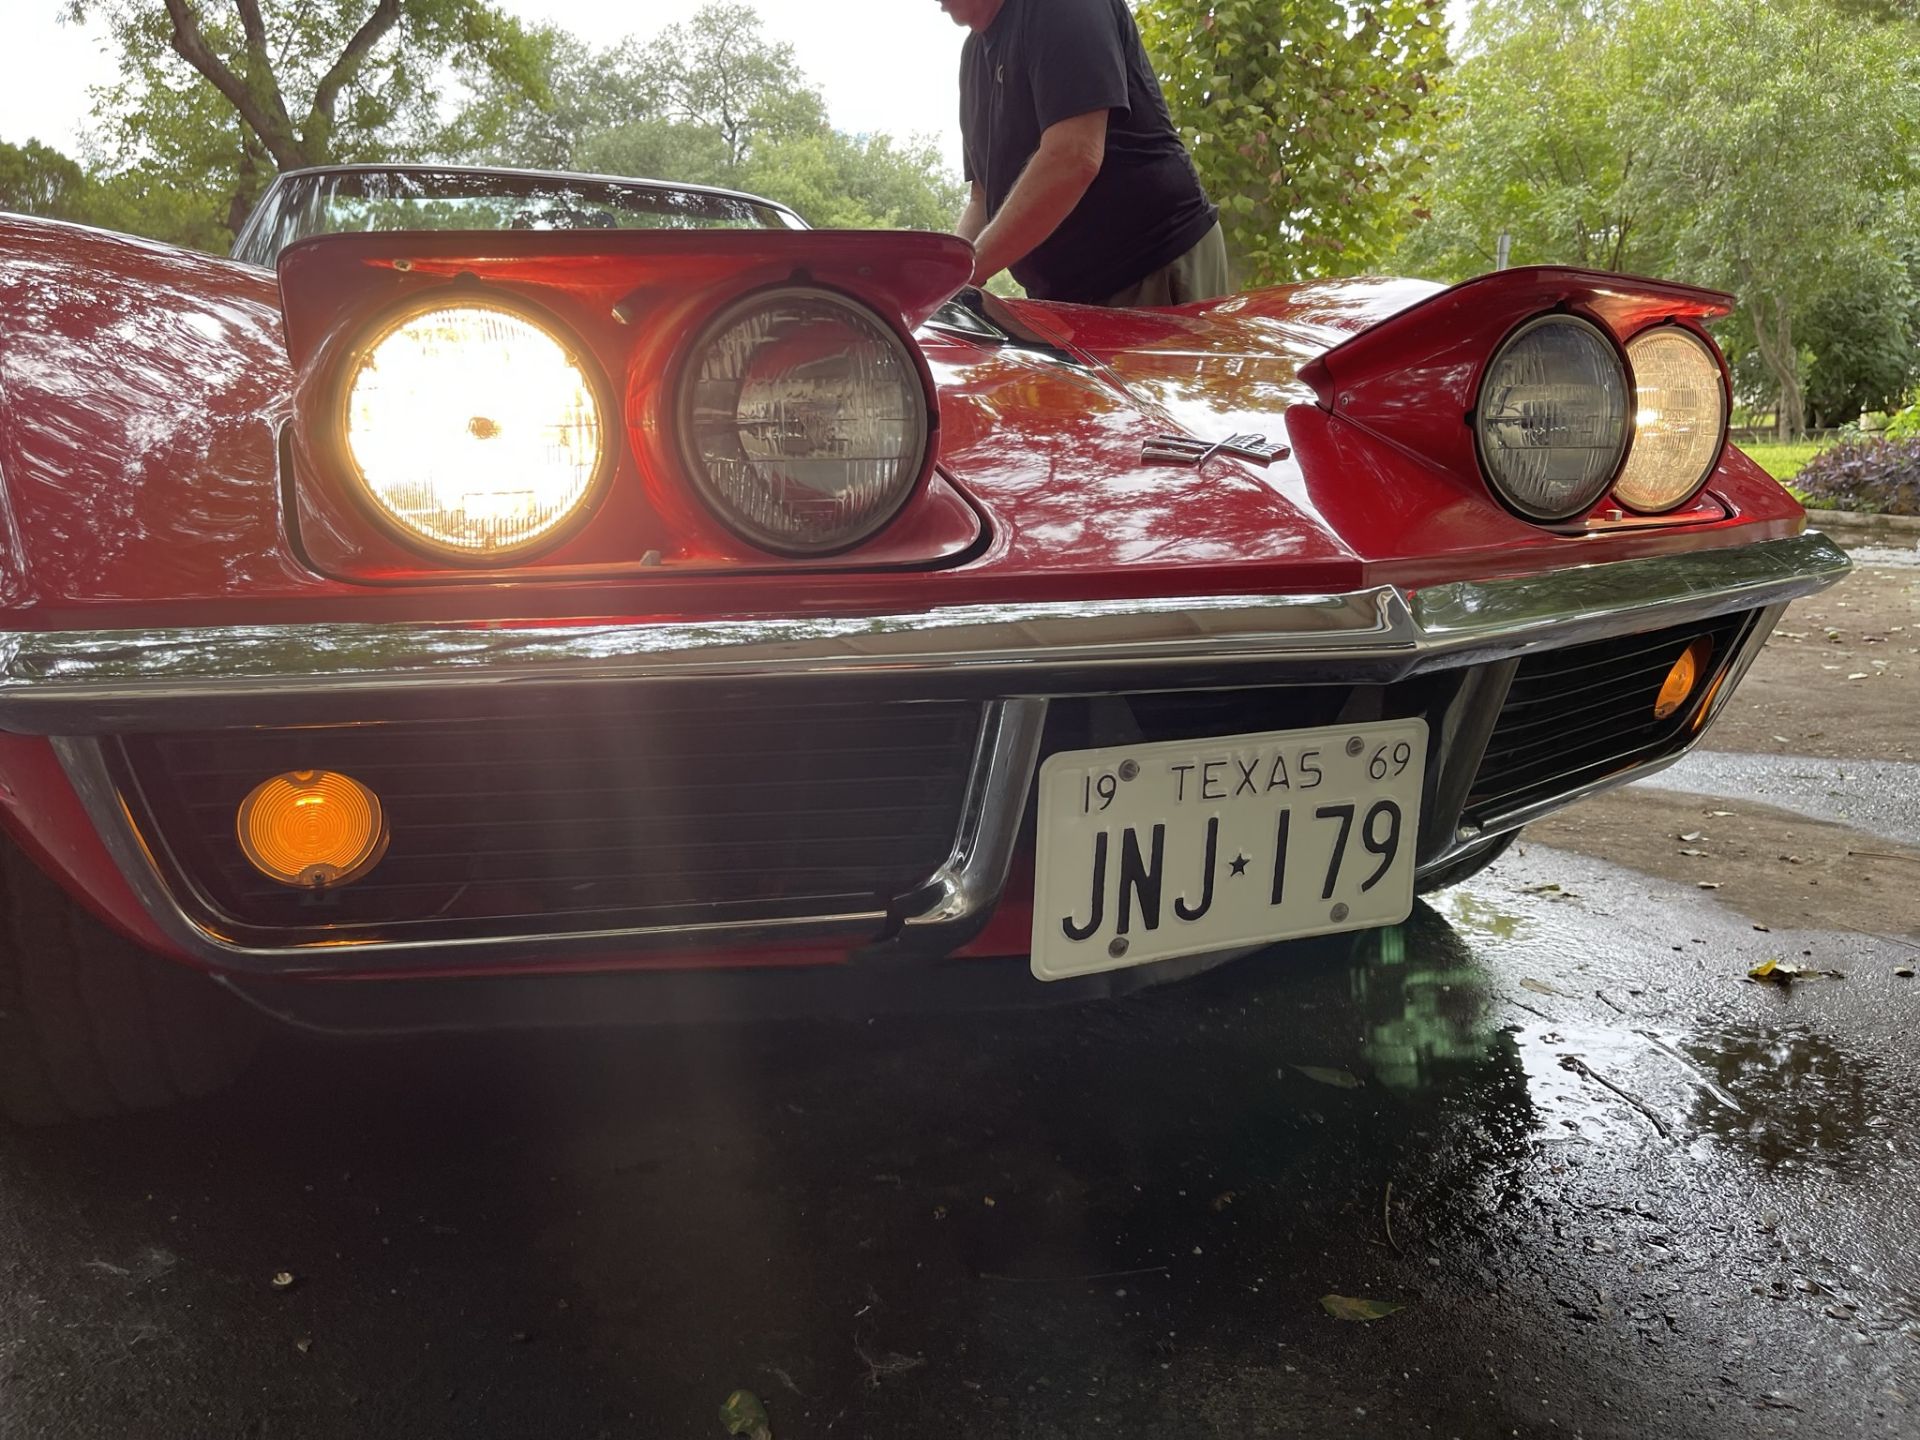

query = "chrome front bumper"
[0,532,1850,734]
[4,531,1852,975]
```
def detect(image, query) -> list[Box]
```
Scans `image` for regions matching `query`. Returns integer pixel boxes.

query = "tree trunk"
[1747,294,1806,442]
[1776,368,1807,442]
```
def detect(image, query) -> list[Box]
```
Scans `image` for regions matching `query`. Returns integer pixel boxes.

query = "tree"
[738,131,965,232]
[1135,0,1450,285]
[1638,0,1918,438]
[1395,0,1660,277]
[68,0,550,235]
[1800,262,1919,427]
[616,2,822,169]
[0,138,97,221]
[454,3,964,233]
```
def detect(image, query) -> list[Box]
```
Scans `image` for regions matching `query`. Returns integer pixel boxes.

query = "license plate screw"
[1108,937,1130,958]
[1345,736,1365,757]
[1118,760,1140,782]
[1330,902,1350,922]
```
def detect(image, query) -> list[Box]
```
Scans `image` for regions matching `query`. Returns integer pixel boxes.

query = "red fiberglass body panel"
[0,218,1801,638]
[0,220,1809,973]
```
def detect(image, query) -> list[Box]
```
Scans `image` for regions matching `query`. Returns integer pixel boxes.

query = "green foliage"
[1737,441,1837,483]
[1790,437,1920,516]
[1397,0,1656,277]
[1887,398,1920,441]
[1134,0,1449,285]
[42,1,962,248]
[0,138,95,221]
[615,3,824,168]
[738,132,963,231]
[67,0,551,242]
[458,3,963,231]
[1800,260,1920,427]
[0,134,220,246]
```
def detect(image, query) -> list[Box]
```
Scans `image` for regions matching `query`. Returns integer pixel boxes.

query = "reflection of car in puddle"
[1682,1023,1879,1170]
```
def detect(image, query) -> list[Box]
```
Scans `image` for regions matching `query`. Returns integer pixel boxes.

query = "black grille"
[118,696,983,941]
[1465,614,1753,822]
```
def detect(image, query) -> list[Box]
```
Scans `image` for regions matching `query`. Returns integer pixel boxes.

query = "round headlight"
[341,299,608,560]
[679,288,929,555]
[1614,326,1726,512]
[1475,315,1631,522]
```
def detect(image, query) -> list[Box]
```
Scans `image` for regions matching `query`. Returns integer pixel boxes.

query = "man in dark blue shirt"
[940,0,1228,306]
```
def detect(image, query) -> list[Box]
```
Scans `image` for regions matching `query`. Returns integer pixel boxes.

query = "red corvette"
[0,164,1847,1122]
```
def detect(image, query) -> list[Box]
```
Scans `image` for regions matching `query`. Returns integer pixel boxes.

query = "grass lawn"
[1736,439,1836,481]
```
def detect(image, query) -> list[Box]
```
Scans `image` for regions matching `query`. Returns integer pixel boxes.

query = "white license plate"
[1030,718,1428,981]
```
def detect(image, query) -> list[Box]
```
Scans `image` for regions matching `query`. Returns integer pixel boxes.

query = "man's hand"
[967,109,1107,287]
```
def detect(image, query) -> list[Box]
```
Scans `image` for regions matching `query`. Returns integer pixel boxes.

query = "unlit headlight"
[1475,315,1630,522]
[1614,326,1727,512]
[341,299,608,560]
[678,288,929,555]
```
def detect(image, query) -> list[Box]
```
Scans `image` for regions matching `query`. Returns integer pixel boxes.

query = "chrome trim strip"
[0,533,1852,736]
[0,589,1409,733]
[49,735,901,976]
[894,698,1048,934]
[1408,532,1842,641]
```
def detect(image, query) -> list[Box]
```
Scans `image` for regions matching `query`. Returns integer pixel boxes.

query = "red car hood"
[0,219,1798,631]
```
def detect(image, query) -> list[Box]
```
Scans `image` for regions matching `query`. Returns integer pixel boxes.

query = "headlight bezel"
[1471,310,1636,524]
[1612,320,1731,515]
[672,283,936,559]
[327,288,619,566]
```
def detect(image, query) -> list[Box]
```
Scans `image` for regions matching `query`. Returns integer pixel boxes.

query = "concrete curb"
[1804,509,1920,548]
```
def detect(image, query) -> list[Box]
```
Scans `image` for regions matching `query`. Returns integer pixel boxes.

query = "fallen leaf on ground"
[1680,831,1705,842]
[1321,1294,1405,1322]
[1748,958,1844,986]
[1292,1064,1363,1089]
[1521,977,1570,997]
[1679,848,1708,857]
[1521,883,1562,894]
[720,1389,773,1440]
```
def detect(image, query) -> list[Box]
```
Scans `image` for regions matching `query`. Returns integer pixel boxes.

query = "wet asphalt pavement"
[4,566,1919,1438]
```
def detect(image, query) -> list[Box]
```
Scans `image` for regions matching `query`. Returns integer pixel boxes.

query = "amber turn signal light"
[236,770,388,889]
[1654,638,1714,721]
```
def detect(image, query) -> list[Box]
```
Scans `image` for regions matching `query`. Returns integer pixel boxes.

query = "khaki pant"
[1101,222,1230,307]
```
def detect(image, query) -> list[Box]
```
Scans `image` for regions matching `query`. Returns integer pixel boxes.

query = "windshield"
[232,167,802,267]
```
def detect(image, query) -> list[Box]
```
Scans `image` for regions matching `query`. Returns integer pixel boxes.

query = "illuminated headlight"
[341,299,608,560]
[1475,315,1631,522]
[1614,327,1727,512]
[679,288,929,555]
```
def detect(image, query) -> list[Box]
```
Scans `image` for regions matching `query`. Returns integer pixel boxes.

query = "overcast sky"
[0,1,1472,179]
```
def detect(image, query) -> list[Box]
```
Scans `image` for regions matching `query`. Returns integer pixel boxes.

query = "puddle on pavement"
[1680,1022,1881,1170]
[1444,892,1531,943]
[1347,920,1509,1094]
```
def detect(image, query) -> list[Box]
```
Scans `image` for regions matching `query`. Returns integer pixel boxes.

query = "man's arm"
[967,110,1107,287]
[956,182,989,244]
